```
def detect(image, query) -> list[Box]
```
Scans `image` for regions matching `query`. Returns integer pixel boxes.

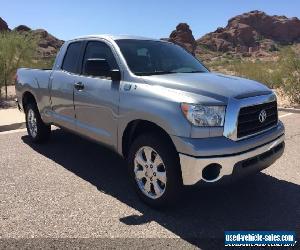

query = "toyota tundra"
[15,35,285,207]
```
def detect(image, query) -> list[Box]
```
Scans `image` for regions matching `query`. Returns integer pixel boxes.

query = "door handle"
[74,82,84,90]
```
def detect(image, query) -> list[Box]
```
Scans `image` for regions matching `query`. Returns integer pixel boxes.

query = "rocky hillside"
[167,23,197,55]
[197,10,300,54]
[0,17,9,31]
[2,10,300,59]
[0,17,63,58]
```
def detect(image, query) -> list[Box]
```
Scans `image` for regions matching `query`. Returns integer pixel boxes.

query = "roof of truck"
[71,34,162,42]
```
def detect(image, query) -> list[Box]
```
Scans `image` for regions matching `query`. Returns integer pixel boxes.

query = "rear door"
[50,41,84,130]
[74,40,120,148]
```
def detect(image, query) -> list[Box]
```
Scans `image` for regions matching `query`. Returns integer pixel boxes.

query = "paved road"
[0,112,299,249]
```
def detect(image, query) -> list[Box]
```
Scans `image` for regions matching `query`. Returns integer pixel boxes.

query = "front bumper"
[179,134,285,185]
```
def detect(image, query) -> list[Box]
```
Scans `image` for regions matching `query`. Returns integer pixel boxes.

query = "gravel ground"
[0,112,299,249]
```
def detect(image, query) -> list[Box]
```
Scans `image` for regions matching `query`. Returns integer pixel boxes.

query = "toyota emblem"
[259,109,267,123]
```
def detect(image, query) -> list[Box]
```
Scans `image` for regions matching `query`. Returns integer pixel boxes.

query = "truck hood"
[141,72,272,103]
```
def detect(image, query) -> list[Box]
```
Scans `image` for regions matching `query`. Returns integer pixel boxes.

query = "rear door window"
[62,42,82,74]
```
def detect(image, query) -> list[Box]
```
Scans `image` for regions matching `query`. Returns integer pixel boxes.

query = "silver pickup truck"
[16,35,285,207]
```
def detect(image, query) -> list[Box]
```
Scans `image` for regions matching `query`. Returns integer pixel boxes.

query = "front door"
[74,40,120,148]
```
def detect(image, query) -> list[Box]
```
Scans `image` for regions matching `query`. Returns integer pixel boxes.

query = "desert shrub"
[0,31,37,99]
[278,47,300,103]
[215,47,300,103]
[228,60,281,88]
[22,57,55,70]
[0,60,3,97]
[256,34,265,42]
[269,44,279,52]
[284,75,300,103]
[204,46,299,103]
[205,56,238,70]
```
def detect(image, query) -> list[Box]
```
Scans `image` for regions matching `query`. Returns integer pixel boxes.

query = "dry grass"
[201,46,300,105]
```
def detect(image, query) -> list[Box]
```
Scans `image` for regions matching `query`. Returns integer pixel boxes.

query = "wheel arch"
[121,119,177,159]
[22,91,37,110]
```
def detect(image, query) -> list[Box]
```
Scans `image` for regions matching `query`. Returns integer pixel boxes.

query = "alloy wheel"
[134,146,167,199]
[27,109,37,138]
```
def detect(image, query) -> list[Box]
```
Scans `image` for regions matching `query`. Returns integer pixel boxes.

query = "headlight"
[181,103,226,127]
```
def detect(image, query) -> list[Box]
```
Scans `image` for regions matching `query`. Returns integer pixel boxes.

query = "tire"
[127,132,182,208]
[25,103,51,143]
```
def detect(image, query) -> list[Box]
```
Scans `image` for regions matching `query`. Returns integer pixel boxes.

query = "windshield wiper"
[135,70,205,76]
[135,71,177,76]
[180,70,205,73]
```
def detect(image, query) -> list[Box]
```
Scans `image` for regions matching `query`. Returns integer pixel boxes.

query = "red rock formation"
[0,17,9,31]
[32,29,64,57]
[168,23,197,54]
[13,25,31,32]
[198,10,300,52]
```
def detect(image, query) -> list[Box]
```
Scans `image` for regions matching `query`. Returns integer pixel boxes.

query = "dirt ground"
[1,85,16,99]
[0,85,17,109]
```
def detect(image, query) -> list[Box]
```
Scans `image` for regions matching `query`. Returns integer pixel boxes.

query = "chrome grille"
[237,101,278,138]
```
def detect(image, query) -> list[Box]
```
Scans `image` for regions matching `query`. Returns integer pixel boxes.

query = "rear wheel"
[128,133,182,208]
[25,103,51,143]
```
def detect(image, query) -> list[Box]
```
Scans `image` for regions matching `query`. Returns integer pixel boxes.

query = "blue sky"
[1,0,300,40]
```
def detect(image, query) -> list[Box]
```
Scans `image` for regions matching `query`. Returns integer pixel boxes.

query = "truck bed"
[15,68,53,111]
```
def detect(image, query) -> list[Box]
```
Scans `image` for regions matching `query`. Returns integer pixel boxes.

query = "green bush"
[279,47,300,103]
[284,75,300,103]
[210,47,300,103]
[0,31,37,99]
[228,59,282,88]
[21,57,55,70]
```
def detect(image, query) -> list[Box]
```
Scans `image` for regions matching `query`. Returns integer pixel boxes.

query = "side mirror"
[84,58,121,81]
[84,58,110,77]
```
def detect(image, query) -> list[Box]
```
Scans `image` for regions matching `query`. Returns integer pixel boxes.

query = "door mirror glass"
[84,58,110,77]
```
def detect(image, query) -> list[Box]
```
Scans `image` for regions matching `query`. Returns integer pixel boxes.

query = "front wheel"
[127,133,182,208]
[25,103,51,143]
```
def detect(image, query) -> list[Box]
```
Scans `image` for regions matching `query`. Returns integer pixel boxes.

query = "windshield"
[115,39,209,76]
